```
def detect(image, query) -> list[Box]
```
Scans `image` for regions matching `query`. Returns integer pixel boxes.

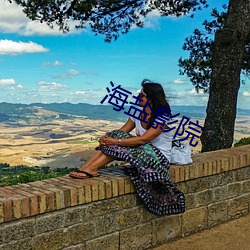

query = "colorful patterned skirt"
[97,130,185,216]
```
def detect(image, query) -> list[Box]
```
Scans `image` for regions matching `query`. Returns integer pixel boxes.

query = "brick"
[213,185,228,201]
[36,213,64,234]
[194,164,201,178]
[21,196,30,218]
[212,160,217,175]
[152,214,181,245]
[112,179,119,197]
[185,193,196,210]
[116,177,125,195]
[83,184,92,203]
[82,179,100,202]
[228,195,249,219]
[55,178,85,205]
[116,207,146,230]
[52,186,69,208]
[67,185,78,206]
[195,189,214,207]
[240,154,247,168]
[169,167,176,182]
[94,213,118,237]
[198,163,204,177]
[120,222,152,250]
[2,219,36,243]
[173,166,180,183]
[241,179,250,194]
[0,200,4,223]
[8,189,38,216]
[247,153,250,165]
[179,166,185,182]
[182,206,208,235]
[103,179,112,198]
[98,181,105,200]
[221,159,229,172]
[91,183,99,201]
[0,187,16,198]
[17,187,38,215]
[1,198,12,222]
[32,229,70,250]
[228,156,234,170]
[68,222,96,244]
[130,183,136,193]
[236,168,246,181]
[184,165,190,180]
[48,187,65,210]
[208,161,213,175]
[32,191,47,214]
[64,207,85,226]
[232,155,238,170]
[86,232,119,250]
[208,201,228,227]
[124,177,131,194]
[12,197,22,220]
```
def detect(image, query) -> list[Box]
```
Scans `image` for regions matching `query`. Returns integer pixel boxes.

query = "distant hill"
[0,102,249,124]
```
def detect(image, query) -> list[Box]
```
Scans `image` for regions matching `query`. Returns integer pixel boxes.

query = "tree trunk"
[201,0,250,152]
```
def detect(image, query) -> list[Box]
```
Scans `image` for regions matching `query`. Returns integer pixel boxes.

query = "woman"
[69,79,185,215]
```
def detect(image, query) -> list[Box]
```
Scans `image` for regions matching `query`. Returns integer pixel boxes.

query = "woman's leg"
[81,150,103,168]
[70,150,116,178]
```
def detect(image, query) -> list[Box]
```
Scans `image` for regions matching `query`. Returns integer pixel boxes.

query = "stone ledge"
[0,145,249,224]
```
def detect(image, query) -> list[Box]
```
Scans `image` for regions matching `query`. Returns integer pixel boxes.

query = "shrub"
[234,137,250,147]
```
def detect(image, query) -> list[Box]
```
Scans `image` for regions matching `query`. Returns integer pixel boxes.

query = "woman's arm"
[100,123,167,147]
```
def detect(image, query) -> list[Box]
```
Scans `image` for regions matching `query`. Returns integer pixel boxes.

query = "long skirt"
[97,130,185,216]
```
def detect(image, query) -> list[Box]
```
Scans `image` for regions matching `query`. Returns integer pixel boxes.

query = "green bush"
[0,165,78,187]
[234,137,250,147]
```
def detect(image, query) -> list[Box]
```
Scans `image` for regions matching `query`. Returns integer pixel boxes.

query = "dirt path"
[151,213,250,250]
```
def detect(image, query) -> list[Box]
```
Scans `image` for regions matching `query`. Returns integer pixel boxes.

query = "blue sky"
[0,0,249,108]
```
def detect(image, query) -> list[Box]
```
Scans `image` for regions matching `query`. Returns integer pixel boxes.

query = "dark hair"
[141,79,171,129]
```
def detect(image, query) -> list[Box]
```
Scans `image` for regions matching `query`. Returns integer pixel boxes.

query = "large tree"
[8,0,208,42]
[200,0,250,152]
[179,2,250,152]
[7,0,250,152]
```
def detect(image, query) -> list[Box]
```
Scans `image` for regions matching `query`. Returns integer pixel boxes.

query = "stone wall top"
[0,145,249,225]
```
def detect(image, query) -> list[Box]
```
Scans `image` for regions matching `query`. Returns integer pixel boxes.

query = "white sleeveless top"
[129,115,173,161]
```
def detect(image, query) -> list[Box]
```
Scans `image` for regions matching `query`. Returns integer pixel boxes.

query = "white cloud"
[172,79,185,85]
[38,81,68,91]
[0,39,48,55]
[243,91,250,97]
[68,69,80,76]
[75,91,86,95]
[17,84,24,89]
[43,60,63,66]
[0,0,83,36]
[0,78,16,85]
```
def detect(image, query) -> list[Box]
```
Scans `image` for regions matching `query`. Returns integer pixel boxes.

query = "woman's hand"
[98,135,117,147]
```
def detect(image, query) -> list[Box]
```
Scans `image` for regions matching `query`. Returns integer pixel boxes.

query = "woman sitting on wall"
[69,79,185,216]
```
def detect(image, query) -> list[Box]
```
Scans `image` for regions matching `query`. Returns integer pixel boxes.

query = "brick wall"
[0,145,250,250]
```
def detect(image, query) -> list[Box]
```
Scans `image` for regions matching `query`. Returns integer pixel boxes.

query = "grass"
[0,164,78,187]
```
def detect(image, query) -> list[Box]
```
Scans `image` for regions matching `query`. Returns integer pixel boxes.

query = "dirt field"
[0,115,249,167]
[151,213,250,250]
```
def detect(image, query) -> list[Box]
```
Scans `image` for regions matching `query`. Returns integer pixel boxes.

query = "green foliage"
[179,5,250,92]
[0,164,78,187]
[234,137,250,147]
[8,0,208,42]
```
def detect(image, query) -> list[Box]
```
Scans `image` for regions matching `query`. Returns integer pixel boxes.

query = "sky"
[0,0,249,109]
